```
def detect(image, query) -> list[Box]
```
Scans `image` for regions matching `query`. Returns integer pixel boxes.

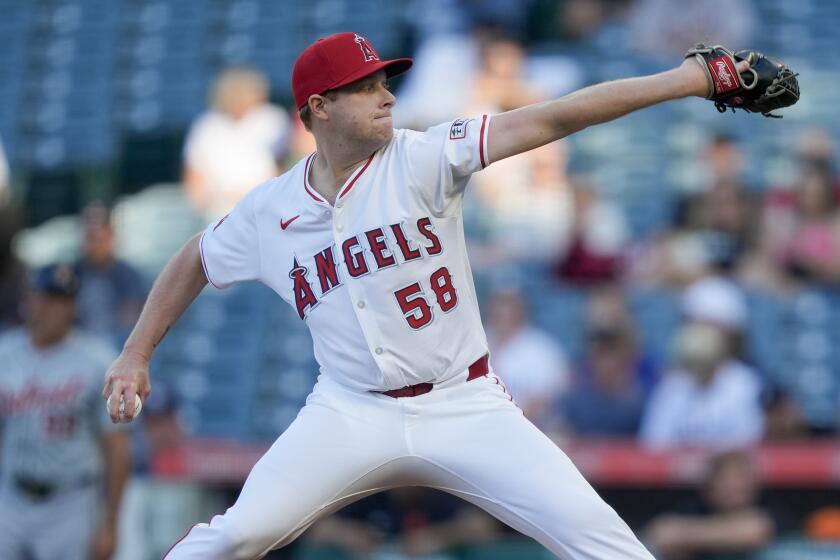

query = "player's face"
[26,293,75,345]
[706,457,758,512]
[328,70,395,148]
[84,224,115,265]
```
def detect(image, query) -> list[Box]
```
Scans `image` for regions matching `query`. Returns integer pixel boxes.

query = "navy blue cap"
[30,264,80,298]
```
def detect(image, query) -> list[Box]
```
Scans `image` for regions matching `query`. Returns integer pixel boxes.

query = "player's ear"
[308,95,330,124]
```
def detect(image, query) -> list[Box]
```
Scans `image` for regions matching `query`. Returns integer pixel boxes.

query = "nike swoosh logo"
[280,215,300,230]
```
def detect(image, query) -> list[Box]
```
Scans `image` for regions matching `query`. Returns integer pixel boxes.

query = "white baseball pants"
[164,369,654,560]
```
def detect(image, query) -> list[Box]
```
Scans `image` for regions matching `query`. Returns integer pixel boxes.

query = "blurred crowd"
[1,0,839,559]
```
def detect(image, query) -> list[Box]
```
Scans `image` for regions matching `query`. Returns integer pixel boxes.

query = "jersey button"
[356,300,365,309]
[336,224,344,232]
[374,347,383,355]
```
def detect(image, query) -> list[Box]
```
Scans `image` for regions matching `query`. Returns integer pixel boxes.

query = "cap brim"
[329,57,413,93]
[382,58,413,79]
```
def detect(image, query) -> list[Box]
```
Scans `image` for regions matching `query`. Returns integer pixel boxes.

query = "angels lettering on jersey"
[290,216,444,321]
[199,115,491,390]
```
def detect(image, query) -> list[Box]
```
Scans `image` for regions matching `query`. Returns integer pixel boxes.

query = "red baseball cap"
[292,32,413,110]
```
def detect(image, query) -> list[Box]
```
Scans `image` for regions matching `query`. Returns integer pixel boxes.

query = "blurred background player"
[74,202,147,348]
[115,384,215,560]
[0,264,131,560]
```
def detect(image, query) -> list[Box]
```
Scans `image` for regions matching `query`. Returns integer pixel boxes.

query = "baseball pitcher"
[103,33,797,559]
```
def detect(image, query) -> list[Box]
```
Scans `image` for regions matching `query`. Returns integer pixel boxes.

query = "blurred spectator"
[702,134,748,188]
[0,206,25,331]
[626,0,754,59]
[305,488,499,558]
[640,277,765,449]
[631,135,758,288]
[395,24,545,130]
[794,126,838,170]
[0,135,9,206]
[0,264,130,560]
[468,141,574,267]
[700,180,758,273]
[74,202,147,348]
[644,450,786,560]
[486,288,570,430]
[445,30,552,261]
[552,179,629,286]
[748,160,840,291]
[631,179,758,288]
[561,286,658,438]
[391,32,478,129]
[761,386,809,441]
[561,325,647,438]
[182,67,291,221]
[464,29,545,115]
[560,287,655,437]
[527,0,633,43]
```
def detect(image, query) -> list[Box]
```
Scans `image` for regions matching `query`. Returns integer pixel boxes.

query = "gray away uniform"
[0,328,118,560]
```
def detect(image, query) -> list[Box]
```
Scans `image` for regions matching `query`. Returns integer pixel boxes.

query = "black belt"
[12,475,95,502]
[379,354,489,398]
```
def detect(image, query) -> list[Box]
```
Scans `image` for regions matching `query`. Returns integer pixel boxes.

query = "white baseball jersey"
[200,116,492,391]
[171,117,656,560]
[0,328,119,485]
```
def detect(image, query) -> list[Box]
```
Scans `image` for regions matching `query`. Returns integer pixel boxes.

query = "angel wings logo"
[354,34,379,62]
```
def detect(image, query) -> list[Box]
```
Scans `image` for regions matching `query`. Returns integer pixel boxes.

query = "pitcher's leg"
[165,385,408,560]
[415,376,654,560]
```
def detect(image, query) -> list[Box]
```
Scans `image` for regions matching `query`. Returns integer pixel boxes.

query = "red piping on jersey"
[491,373,514,403]
[302,153,326,203]
[479,114,488,169]
[161,522,200,558]
[337,152,375,200]
[198,232,222,289]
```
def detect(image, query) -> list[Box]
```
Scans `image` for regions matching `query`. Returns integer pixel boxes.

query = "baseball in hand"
[107,394,143,421]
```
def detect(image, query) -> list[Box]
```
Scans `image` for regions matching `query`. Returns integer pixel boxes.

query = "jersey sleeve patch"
[449,118,471,140]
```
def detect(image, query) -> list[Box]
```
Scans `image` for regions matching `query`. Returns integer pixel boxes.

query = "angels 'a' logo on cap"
[354,34,379,62]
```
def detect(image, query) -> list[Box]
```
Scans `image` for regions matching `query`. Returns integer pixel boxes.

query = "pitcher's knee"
[216,515,298,560]
[548,496,621,540]
[213,525,265,559]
